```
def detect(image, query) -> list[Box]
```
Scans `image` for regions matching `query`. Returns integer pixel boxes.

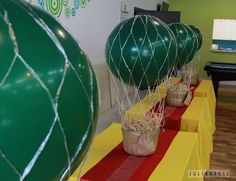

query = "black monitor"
[134,7,181,24]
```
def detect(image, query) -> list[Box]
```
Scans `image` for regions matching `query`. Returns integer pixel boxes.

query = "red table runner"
[149,85,198,131]
[81,130,178,181]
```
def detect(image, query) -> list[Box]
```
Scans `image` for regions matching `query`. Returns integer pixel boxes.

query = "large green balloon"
[0,0,98,180]
[169,23,198,68]
[189,25,203,50]
[106,15,177,89]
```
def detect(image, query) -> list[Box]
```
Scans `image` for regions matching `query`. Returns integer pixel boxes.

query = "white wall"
[27,0,169,128]
[29,0,169,65]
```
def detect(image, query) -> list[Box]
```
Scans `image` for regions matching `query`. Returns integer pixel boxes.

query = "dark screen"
[134,7,181,24]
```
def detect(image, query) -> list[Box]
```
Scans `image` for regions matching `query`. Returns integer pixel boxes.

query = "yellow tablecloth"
[125,76,180,121]
[181,97,213,170]
[70,123,203,181]
[194,80,216,134]
[125,92,165,121]
[124,80,215,170]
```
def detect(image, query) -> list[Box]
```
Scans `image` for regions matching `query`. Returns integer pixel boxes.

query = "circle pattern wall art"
[36,0,90,18]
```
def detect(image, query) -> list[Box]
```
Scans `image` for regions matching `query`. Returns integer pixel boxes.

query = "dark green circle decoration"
[0,0,98,180]
[105,15,177,89]
[169,23,198,68]
[46,0,62,17]
[189,25,203,50]
[80,0,87,8]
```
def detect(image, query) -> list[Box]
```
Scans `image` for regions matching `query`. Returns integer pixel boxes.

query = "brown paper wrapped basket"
[166,88,188,107]
[122,127,160,156]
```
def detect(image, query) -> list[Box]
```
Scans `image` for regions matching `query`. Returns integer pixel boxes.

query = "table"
[125,81,215,170]
[125,77,180,121]
[156,96,213,170]
[70,123,203,181]
[181,97,213,169]
[126,80,216,135]
[194,80,216,134]
[204,61,236,96]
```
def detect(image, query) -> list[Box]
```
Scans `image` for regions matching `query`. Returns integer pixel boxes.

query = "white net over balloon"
[0,1,97,180]
[169,23,199,91]
[106,15,177,132]
[181,53,200,88]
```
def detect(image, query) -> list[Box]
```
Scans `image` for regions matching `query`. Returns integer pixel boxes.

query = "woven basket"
[166,88,188,107]
[122,128,160,156]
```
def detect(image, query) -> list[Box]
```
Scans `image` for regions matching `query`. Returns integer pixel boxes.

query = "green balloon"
[105,15,177,89]
[189,25,203,50]
[169,23,198,68]
[0,0,98,180]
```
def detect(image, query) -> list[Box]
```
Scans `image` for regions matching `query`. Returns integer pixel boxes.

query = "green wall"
[170,0,236,78]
